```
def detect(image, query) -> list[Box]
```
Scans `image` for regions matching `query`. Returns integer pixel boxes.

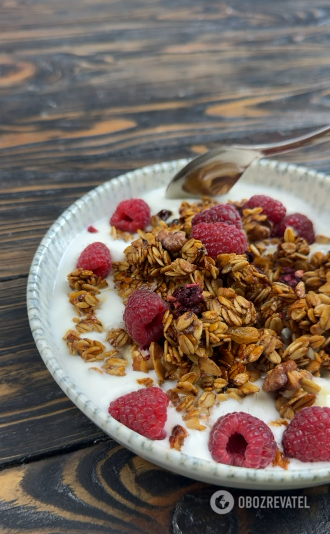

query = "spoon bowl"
[165,125,330,199]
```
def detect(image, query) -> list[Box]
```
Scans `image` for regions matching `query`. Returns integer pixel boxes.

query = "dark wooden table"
[2,0,330,532]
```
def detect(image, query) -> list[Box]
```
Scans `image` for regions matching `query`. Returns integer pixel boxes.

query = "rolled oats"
[137,377,154,387]
[68,269,108,292]
[74,314,103,333]
[106,327,132,347]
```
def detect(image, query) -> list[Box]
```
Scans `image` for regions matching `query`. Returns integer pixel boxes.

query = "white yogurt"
[50,184,330,470]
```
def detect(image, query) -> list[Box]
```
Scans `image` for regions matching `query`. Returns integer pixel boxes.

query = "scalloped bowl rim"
[27,157,330,490]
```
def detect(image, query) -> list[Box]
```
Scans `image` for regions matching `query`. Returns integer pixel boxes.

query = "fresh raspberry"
[123,289,169,346]
[209,412,277,468]
[273,213,315,244]
[282,406,330,462]
[109,387,169,440]
[242,195,286,225]
[167,284,205,316]
[77,242,112,278]
[110,199,151,233]
[192,204,242,229]
[191,222,248,257]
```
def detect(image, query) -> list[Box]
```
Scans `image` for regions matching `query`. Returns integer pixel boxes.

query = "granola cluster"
[63,197,330,450]
[111,199,330,428]
[63,268,132,375]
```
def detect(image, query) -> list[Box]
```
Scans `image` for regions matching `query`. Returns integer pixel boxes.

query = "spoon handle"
[233,125,330,157]
[165,125,330,199]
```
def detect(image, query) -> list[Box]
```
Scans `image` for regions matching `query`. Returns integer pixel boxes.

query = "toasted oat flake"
[137,377,154,387]
[272,449,290,470]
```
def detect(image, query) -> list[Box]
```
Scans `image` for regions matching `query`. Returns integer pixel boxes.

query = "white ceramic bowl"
[27,158,330,490]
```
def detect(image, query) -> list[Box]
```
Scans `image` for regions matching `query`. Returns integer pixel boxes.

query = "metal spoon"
[165,125,330,199]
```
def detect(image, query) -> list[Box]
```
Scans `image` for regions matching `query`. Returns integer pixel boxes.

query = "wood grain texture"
[3,0,330,277]
[0,277,108,466]
[0,441,330,534]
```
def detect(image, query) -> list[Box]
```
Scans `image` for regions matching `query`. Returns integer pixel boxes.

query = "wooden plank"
[0,440,329,534]
[0,277,108,466]
[1,0,330,279]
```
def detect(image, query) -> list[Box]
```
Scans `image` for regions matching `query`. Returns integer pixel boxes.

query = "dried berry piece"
[87,225,98,233]
[168,284,205,316]
[157,209,172,221]
[278,268,304,288]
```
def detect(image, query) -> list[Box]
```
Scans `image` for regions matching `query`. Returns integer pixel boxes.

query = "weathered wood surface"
[2,0,330,531]
[3,0,330,279]
[1,441,330,534]
[0,277,109,468]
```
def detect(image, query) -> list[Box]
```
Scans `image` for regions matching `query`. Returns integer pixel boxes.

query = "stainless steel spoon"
[165,125,330,199]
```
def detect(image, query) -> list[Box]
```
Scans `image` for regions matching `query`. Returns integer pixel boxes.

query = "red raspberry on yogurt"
[110,198,151,233]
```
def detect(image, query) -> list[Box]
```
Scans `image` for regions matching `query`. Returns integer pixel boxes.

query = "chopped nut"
[263,361,297,392]
[232,372,250,387]
[157,229,187,253]
[132,347,154,373]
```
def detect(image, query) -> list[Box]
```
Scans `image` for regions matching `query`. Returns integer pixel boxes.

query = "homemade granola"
[61,194,330,467]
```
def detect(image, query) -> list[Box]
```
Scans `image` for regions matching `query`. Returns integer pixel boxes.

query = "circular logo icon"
[210,490,235,514]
